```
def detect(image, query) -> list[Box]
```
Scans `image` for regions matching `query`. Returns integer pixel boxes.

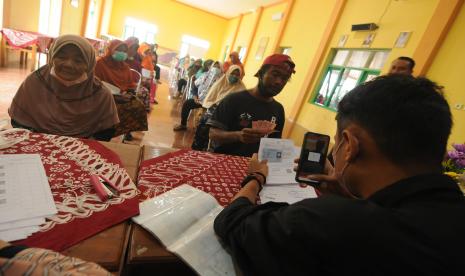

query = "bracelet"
[240,174,263,192]
[250,171,266,185]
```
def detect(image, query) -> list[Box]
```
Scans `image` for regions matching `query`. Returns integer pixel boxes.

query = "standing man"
[207,54,295,157]
[223,51,245,79]
[388,56,415,76]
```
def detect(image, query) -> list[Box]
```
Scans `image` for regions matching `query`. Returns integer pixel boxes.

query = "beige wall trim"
[243,6,263,67]
[80,0,90,36]
[284,0,346,138]
[412,0,464,76]
[230,14,243,53]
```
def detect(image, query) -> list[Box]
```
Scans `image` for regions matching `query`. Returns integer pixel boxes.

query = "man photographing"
[214,75,465,275]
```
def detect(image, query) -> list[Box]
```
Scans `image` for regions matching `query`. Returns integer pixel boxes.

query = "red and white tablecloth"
[1,28,54,53]
[0,132,139,251]
[138,149,249,206]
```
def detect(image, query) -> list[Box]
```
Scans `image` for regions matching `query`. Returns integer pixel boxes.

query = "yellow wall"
[218,16,240,62]
[108,0,228,59]
[276,0,337,117]
[242,2,288,88]
[100,0,114,36]
[60,0,85,35]
[289,0,440,143]
[427,3,465,146]
[3,0,40,31]
[232,12,256,56]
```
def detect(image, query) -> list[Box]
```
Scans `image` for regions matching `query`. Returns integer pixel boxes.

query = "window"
[237,46,247,62]
[39,0,62,36]
[222,45,230,62]
[313,49,390,111]
[123,17,158,44]
[179,35,210,60]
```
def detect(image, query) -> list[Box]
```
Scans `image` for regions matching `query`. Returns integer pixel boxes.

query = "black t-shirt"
[214,174,465,276]
[207,90,285,157]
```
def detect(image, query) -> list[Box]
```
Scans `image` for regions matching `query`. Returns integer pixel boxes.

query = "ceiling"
[175,0,283,18]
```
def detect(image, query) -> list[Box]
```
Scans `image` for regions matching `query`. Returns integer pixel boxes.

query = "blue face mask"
[228,75,239,84]
[112,51,128,62]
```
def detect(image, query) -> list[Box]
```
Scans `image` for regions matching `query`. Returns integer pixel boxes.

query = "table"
[0,28,107,71]
[61,141,143,274]
[124,146,197,276]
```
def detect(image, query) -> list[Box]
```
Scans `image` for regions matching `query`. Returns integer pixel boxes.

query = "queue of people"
[5,31,465,276]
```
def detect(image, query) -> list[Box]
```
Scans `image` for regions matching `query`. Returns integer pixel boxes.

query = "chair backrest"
[129,69,142,93]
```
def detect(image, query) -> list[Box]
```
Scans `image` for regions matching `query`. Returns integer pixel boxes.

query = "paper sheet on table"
[0,154,57,241]
[133,184,237,276]
[260,184,318,204]
[258,138,300,184]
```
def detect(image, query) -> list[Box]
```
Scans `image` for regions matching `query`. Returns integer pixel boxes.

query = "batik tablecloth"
[0,132,139,251]
[138,149,249,206]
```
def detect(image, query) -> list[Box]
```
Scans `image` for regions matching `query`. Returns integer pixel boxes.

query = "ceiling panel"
[175,0,282,18]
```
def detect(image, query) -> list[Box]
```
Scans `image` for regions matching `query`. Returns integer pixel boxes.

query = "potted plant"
[443,143,465,194]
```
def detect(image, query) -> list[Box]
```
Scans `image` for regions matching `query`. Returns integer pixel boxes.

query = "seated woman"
[95,39,147,141]
[173,60,221,131]
[8,35,119,141]
[124,36,142,72]
[190,65,246,151]
[176,59,203,98]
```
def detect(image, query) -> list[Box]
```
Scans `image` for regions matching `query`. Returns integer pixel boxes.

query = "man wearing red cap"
[207,54,295,157]
[223,51,245,79]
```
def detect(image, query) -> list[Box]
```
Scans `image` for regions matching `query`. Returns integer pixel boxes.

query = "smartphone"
[295,132,330,184]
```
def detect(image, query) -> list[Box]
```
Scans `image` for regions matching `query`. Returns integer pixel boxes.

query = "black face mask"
[257,77,282,98]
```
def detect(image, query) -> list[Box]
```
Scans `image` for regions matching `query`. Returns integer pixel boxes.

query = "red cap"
[255,54,296,77]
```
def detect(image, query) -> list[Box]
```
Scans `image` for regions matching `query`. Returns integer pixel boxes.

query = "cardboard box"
[99,142,143,181]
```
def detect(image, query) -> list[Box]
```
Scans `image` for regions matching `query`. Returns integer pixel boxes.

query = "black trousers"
[155,65,161,80]
[178,79,187,93]
[181,99,202,125]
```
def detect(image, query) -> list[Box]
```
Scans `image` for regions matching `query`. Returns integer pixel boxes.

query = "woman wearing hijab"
[95,39,148,141]
[173,60,222,131]
[176,58,203,97]
[138,43,158,104]
[190,65,245,150]
[124,36,142,72]
[202,65,245,109]
[8,34,119,141]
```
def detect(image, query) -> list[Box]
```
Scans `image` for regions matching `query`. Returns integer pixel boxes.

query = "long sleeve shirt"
[214,174,465,276]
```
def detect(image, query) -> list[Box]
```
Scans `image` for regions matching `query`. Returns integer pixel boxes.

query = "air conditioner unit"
[351,23,378,31]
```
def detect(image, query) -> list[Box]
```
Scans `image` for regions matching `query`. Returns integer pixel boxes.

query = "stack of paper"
[0,154,57,242]
[133,185,237,276]
[258,138,318,204]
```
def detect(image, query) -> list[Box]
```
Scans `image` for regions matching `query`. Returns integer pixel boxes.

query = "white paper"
[133,185,237,276]
[258,138,300,184]
[141,68,152,79]
[260,184,318,204]
[0,154,57,241]
[102,81,121,95]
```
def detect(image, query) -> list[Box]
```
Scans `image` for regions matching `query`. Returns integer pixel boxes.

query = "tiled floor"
[0,58,196,149]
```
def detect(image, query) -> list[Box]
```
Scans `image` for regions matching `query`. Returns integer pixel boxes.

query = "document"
[0,154,57,241]
[133,185,237,276]
[258,138,300,184]
[260,184,318,204]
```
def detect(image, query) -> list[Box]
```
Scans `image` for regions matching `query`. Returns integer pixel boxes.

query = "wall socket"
[454,103,464,110]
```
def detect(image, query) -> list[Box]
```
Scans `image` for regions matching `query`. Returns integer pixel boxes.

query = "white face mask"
[50,66,88,87]
[0,129,30,150]
[332,138,360,199]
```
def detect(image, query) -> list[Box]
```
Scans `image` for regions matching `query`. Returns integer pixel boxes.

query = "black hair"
[397,56,415,70]
[256,64,272,79]
[336,75,451,167]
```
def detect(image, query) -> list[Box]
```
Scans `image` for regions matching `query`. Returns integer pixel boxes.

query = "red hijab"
[95,39,136,91]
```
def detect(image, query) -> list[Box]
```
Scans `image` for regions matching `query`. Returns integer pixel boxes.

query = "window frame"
[311,48,390,112]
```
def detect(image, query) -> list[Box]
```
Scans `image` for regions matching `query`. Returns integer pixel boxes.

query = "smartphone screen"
[296,132,330,184]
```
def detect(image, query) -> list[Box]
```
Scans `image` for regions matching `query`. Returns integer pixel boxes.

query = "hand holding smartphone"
[295,132,330,184]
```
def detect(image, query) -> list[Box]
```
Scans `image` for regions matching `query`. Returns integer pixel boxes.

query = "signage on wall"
[394,31,412,48]
[362,33,376,47]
